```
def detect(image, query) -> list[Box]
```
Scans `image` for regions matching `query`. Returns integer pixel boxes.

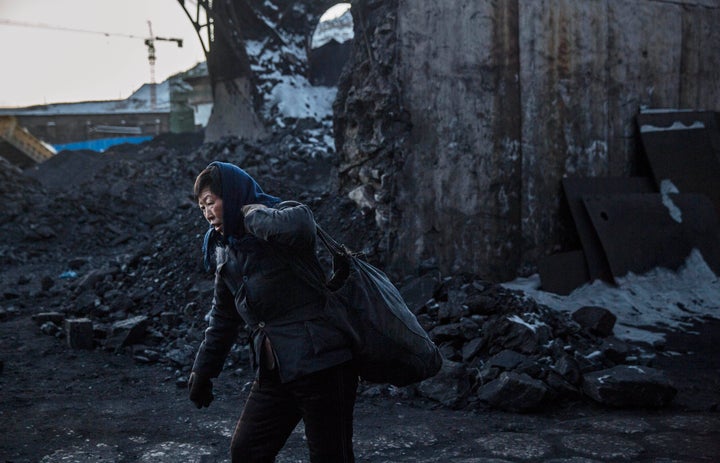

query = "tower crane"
[144,21,183,109]
[0,18,183,109]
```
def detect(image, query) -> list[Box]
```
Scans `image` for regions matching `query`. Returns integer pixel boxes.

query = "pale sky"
[0,0,206,107]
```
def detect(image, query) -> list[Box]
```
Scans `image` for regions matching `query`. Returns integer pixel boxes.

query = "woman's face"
[198,187,224,235]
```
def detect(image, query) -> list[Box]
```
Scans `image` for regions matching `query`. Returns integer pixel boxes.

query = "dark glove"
[188,372,214,409]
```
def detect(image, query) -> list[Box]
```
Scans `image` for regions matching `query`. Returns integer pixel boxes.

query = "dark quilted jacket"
[191,202,353,383]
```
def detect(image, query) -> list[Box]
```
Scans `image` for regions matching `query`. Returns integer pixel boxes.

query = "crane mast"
[145,21,183,110]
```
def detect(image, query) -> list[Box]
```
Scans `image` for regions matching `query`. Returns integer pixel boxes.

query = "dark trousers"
[230,361,358,463]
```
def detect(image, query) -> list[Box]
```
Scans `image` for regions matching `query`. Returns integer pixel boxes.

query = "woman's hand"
[188,372,214,409]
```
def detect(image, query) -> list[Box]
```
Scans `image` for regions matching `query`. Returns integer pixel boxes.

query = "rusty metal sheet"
[562,177,655,281]
[538,250,589,295]
[582,193,720,279]
[637,113,720,216]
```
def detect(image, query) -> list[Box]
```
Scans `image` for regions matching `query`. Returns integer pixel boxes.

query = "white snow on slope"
[268,77,337,121]
[502,249,720,345]
[312,7,354,49]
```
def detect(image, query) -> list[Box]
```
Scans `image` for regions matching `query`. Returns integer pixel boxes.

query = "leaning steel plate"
[636,110,720,157]
[562,177,655,281]
[638,122,720,216]
[582,193,720,280]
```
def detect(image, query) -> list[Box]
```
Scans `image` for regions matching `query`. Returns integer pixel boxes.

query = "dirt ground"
[1,311,719,462]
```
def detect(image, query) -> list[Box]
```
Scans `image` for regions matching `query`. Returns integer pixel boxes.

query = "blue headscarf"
[201,161,281,271]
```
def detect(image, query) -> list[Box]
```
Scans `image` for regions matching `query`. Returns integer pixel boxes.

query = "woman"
[188,161,358,462]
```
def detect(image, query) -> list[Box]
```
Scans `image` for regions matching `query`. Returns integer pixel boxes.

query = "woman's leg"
[230,373,301,463]
[292,362,359,463]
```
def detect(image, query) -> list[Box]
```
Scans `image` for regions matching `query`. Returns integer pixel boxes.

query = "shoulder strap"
[314,225,354,291]
[271,224,352,293]
[316,225,348,257]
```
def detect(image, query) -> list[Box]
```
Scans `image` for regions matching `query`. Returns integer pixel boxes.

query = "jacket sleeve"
[243,203,316,250]
[191,271,243,379]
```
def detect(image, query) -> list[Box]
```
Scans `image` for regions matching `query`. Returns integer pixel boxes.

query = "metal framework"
[176,0,214,57]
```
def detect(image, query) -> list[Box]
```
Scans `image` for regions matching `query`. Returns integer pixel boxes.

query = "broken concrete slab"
[416,359,471,408]
[485,349,543,378]
[477,371,552,412]
[106,315,149,350]
[461,337,484,362]
[486,349,531,371]
[483,313,552,355]
[31,312,65,326]
[599,336,631,364]
[552,354,582,386]
[429,322,464,344]
[544,370,582,400]
[582,365,677,408]
[65,318,94,350]
[572,306,617,337]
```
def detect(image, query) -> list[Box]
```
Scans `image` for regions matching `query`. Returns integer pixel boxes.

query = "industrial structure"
[0,115,55,168]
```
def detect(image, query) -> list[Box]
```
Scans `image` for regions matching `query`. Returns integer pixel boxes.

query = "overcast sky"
[0,0,206,107]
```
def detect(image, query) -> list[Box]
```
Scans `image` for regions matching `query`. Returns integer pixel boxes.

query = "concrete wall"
[337,0,720,280]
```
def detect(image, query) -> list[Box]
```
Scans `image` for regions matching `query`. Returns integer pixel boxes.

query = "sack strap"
[272,224,351,294]
[316,225,348,258]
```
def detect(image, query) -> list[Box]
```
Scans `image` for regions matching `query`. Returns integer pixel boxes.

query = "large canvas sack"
[315,226,443,387]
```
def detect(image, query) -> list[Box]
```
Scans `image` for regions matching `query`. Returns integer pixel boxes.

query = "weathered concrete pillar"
[395,0,522,279]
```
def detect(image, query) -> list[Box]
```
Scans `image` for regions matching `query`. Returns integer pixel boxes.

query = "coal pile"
[0,129,675,412]
[395,274,675,411]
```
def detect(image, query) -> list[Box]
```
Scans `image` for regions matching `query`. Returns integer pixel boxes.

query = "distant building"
[179,62,213,129]
[0,62,211,154]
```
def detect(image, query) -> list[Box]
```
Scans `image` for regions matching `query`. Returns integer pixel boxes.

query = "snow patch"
[596,374,611,384]
[640,121,705,133]
[502,249,720,344]
[312,7,354,49]
[507,314,547,333]
[267,78,337,120]
[627,365,647,374]
[660,179,682,223]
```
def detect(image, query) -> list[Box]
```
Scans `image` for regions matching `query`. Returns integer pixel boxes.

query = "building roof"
[0,80,171,116]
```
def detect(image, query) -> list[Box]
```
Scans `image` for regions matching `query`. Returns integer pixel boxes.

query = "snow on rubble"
[502,248,720,345]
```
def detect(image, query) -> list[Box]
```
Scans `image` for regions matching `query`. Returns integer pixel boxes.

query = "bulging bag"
[316,226,443,387]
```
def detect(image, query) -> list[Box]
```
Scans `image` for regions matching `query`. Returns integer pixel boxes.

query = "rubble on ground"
[0,128,677,412]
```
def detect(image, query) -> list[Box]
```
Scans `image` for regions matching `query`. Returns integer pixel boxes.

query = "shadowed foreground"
[1,314,718,462]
